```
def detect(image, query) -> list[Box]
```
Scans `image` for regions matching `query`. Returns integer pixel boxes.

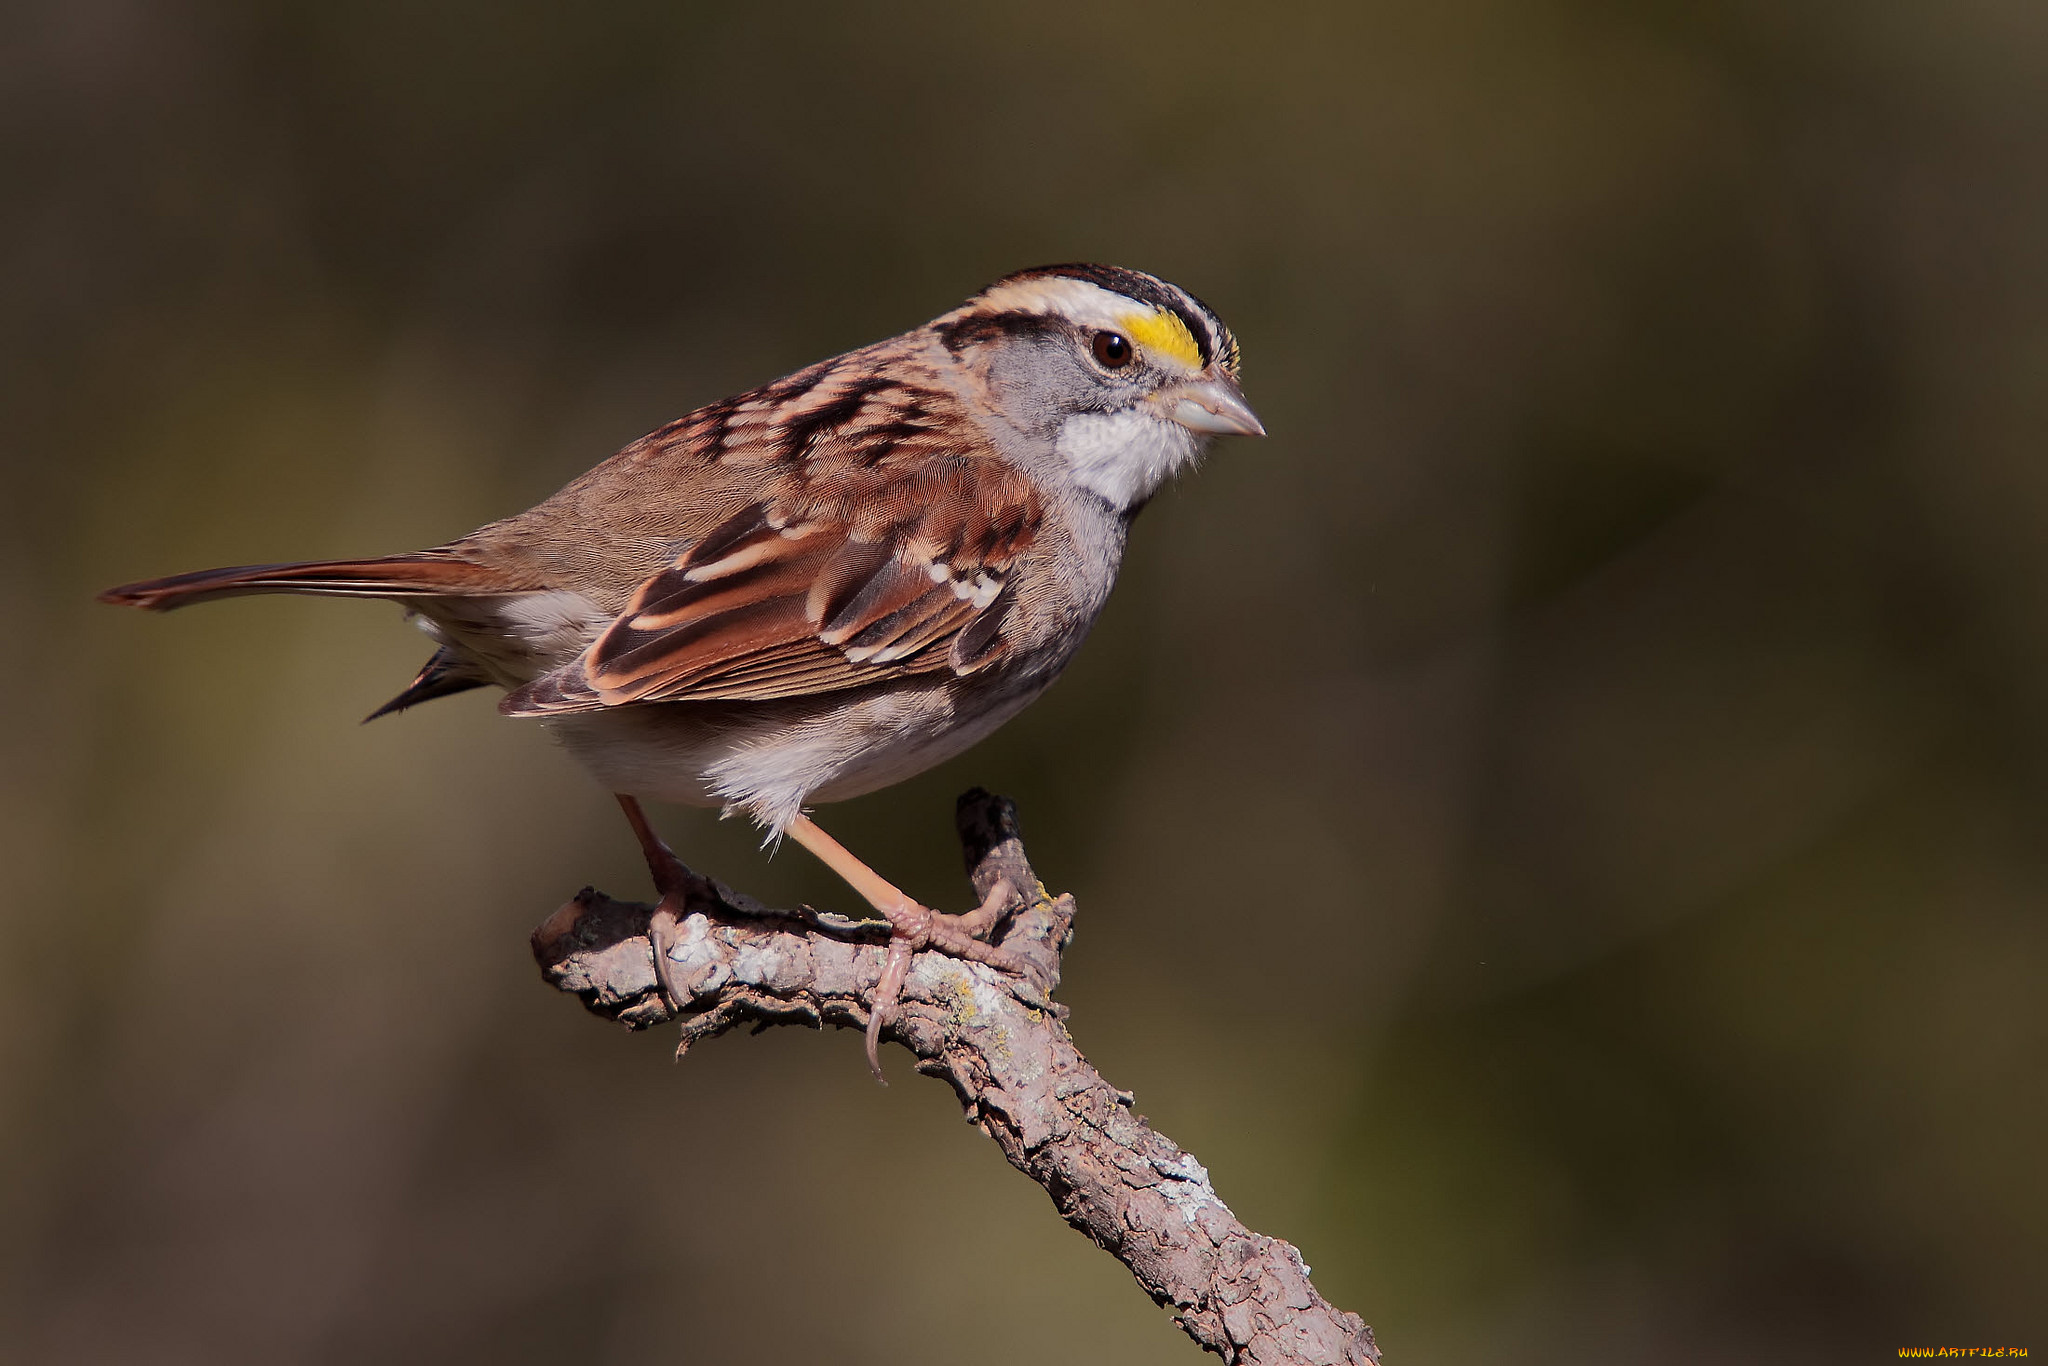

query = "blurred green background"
[5,1,2045,1361]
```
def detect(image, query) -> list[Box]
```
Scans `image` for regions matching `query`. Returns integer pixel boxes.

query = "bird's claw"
[864,879,1025,1082]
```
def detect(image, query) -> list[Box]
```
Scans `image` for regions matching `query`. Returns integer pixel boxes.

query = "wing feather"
[499,373,1040,719]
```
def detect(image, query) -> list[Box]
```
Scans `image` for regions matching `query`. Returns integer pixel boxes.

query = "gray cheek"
[989,345,1107,442]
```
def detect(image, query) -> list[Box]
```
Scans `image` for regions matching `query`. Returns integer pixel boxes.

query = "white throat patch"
[1056,408,1203,511]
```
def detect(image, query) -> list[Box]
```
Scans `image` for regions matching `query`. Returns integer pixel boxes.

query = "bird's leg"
[782,812,1024,1081]
[615,793,719,1012]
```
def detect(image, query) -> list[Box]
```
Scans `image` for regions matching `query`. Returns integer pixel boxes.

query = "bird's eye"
[1091,331,1134,369]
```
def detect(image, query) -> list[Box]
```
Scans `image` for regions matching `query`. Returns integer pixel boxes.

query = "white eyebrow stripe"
[970,278,1147,330]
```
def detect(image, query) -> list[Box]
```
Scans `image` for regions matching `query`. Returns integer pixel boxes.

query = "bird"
[100,263,1264,1077]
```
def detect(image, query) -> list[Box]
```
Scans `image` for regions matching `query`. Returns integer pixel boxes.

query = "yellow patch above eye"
[1119,309,1203,370]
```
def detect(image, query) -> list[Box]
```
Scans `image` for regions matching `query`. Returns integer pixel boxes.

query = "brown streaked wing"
[497,377,1041,719]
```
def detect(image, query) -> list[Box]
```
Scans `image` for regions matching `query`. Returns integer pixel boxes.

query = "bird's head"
[935,263,1263,513]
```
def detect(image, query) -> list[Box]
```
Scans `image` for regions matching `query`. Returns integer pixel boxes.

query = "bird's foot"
[645,864,724,1017]
[865,877,1023,1083]
[615,794,724,1014]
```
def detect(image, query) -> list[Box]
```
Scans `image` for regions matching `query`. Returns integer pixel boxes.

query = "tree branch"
[530,789,1381,1365]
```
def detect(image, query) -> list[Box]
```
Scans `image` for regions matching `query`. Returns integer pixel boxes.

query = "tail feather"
[99,555,525,612]
[364,647,490,722]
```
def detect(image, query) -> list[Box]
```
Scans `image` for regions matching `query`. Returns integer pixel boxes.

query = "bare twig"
[531,789,1381,1365]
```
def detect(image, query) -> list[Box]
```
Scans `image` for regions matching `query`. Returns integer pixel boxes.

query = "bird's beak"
[1158,372,1266,438]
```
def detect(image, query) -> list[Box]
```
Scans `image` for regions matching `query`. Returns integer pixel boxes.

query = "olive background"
[5,2,2045,1362]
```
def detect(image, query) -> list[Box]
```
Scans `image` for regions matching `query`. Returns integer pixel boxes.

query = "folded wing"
[501,375,1038,716]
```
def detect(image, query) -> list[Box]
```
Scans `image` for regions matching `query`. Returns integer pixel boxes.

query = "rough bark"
[531,788,1381,1365]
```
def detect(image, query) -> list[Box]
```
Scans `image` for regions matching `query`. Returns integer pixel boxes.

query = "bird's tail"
[98,554,521,612]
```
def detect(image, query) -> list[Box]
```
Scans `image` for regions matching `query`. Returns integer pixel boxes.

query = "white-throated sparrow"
[102,263,1263,1075]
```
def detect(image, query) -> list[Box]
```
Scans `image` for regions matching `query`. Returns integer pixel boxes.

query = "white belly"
[543,676,1050,833]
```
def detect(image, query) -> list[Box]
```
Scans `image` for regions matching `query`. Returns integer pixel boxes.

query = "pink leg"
[783,813,1023,1081]
[616,794,716,1011]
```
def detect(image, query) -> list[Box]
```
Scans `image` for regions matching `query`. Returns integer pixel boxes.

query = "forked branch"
[530,789,1380,1365]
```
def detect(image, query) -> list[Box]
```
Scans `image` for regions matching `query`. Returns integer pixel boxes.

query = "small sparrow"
[102,263,1263,1076]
